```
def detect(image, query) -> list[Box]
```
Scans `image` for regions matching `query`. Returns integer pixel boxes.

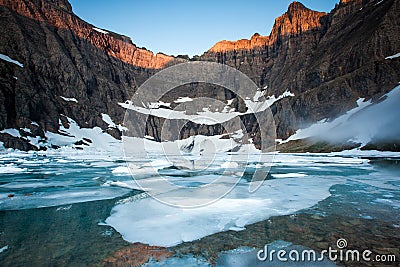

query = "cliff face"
[0,0,180,69]
[0,0,399,150]
[209,2,326,53]
[0,0,187,150]
[202,0,400,138]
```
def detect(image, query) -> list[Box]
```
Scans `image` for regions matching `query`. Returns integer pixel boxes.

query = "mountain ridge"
[0,0,399,151]
[208,1,327,53]
[0,0,184,69]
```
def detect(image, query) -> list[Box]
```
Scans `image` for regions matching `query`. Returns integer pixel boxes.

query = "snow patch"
[45,117,121,152]
[148,101,171,109]
[102,113,116,128]
[93,27,108,34]
[174,97,193,103]
[60,96,78,103]
[0,129,21,138]
[119,90,293,125]
[244,90,294,114]
[385,52,400,60]
[0,245,8,254]
[0,53,23,67]
[0,187,130,210]
[101,113,127,132]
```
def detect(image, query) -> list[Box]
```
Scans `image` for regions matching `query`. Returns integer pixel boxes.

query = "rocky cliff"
[0,0,399,151]
[202,0,400,139]
[0,0,185,150]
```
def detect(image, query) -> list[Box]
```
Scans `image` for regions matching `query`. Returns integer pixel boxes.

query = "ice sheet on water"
[106,174,342,247]
[0,180,74,189]
[332,149,400,158]
[272,153,369,167]
[0,187,130,210]
[0,164,27,174]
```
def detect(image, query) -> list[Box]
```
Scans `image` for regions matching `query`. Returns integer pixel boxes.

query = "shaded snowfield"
[283,85,400,145]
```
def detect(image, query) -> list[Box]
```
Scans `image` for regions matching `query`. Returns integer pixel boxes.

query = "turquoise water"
[0,152,399,266]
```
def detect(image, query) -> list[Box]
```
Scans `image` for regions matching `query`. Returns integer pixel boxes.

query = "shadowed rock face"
[0,0,185,149]
[0,0,399,150]
[202,0,400,139]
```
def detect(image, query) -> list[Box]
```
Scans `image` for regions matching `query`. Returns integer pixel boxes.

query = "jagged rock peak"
[44,0,72,13]
[287,1,308,13]
[269,1,326,42]
[207,1,326,53]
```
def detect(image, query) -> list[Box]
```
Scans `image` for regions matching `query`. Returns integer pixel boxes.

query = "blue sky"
[69,0,339,57]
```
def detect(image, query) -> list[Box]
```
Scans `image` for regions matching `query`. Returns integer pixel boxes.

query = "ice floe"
[106,174,342,247]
